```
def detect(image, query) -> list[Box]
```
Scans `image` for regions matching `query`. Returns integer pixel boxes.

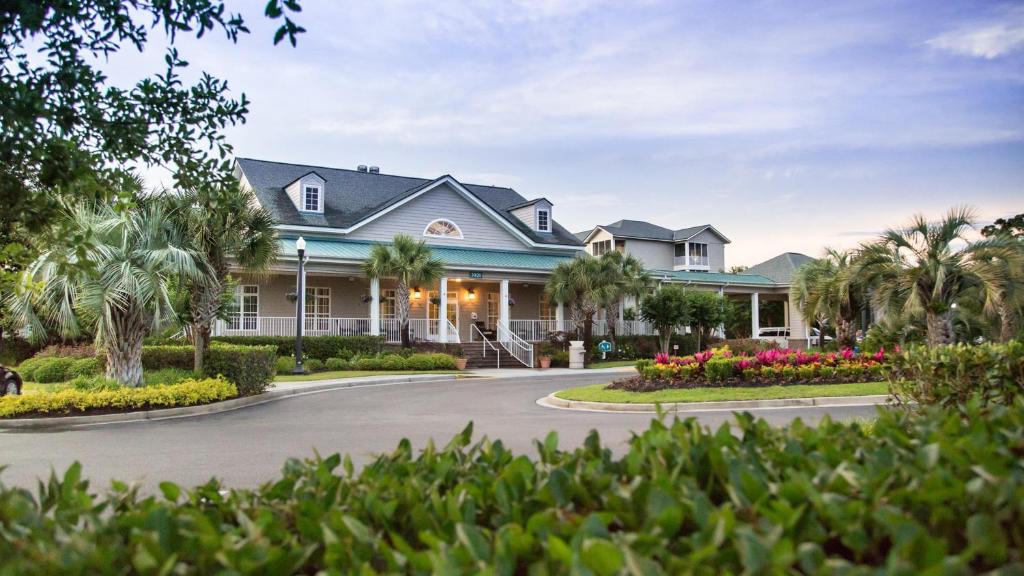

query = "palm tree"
[363,234,445,347]
[545,255,618,351]
[8,196,204,386]
[981,219,1024,342]
[598,250,653,344]
[855,206,1018,346]
[790,248,859,348]
[169,185,278,373]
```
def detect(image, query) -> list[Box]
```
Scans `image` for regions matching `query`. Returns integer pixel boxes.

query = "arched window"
[423,219,463,239]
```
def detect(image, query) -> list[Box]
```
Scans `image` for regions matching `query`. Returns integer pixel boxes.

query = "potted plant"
[536,343,553,369]
[450,345,468,370]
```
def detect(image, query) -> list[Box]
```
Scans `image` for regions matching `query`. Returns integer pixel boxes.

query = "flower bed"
[617,345,892,391]
[0,377,237,419]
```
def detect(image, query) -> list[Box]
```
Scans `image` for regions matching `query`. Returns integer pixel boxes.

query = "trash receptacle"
[569,340,585,369]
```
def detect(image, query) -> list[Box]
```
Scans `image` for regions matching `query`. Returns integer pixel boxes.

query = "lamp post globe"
[293,236,307,374]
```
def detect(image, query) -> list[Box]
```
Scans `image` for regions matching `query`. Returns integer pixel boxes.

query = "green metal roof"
[648,269,779,286]
[280,237,577,271]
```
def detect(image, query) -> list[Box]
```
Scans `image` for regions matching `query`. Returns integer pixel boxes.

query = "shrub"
[34,343,97,359]
[353,356,382,371]
[704,357,736,382]
[67,357,102,379]
[325,358,350,371]
[0,378,237,418]
[204,344,277,396]
[428,353,456,370]
[30,357,77,383]
[0,336,41,365]
[889,342,1024,409]
[275,356,295,373]
[549,350,569,367]
[405,353,434,370]
[712,338,779,355]
[142,346,195,371]
[379,354,407,370]
[143,368,196,387]
[303,358,325,372]
[1,401,1022,572]
[175,335,387,361]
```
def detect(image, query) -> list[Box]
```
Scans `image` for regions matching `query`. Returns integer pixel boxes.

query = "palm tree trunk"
[604,302,618,348]
[105,302,149,387]
[582,313,594,355]
[999,303,1015,343]
[925,311,954,346]
[396,280,411,347]
[189,279,222,374]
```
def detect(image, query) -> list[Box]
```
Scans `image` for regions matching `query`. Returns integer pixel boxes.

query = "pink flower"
[655,352,670,365]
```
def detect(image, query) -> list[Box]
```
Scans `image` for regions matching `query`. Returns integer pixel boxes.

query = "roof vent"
[357,165,368,173]
[368,166,380,174]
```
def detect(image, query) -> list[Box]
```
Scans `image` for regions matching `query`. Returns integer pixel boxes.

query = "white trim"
[422,218,464,239]
[301,183,323,213]
[275,176,581,251]
[676,224,732,244]
[536,208,550,232]
[580,225,610,245]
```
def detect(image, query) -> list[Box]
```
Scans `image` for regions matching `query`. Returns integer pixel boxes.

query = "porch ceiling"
[280,237,576,271]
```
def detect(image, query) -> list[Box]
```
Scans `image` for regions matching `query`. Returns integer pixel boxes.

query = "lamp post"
[293,236,307,374]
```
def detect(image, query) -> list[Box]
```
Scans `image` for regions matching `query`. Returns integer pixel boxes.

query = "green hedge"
[889,341,1024,409]
[196,335,386,361]
[204,344,277,396]
[1,400,1021,572]
[141,345,195,371]
[599,334,699,360]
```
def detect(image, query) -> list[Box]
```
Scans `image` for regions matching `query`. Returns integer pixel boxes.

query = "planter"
[455,358,468,370]
[538,356,552,369]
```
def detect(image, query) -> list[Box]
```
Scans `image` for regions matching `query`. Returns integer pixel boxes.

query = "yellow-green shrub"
[0,378,237,419]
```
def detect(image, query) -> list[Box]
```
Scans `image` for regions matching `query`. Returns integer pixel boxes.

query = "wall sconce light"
[467,288,476,302]
[412,287,422,299]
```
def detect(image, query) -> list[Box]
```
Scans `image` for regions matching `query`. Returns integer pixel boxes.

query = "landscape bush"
[66,357,102,379]
[1,400,1020,572]
[888,341,1024,409]
[33,343,97,359]
[597,334,698,360]
[0,336,41,364]
[204,344,277,396]
[0,378,237,419]
[276,355,296,373]
[26,357,77,383]
[325,357,350,371]
[303,358,325,372]
[164,335,387,361]
[141,345,195,371]
[711,338,780,355]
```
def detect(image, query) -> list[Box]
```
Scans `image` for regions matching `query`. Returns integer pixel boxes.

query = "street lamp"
[293,236,307,374]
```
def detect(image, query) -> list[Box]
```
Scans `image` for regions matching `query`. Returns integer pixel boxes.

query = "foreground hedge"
[889,341,1024,409]
[2,400,1021,573]
[146,335,388,361]
[204,343,277,395]
[0,378,237,419]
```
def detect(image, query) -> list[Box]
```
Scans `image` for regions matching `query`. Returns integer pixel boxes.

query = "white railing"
[506,319,569,341]
[471,324,500,368]
[381,318,400,343]
[445,319,461,344]
[497,320,534,368]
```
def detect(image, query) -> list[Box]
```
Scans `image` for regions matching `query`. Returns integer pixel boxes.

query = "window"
[427,291,459,336]
[486,292,498,330]
[227,285,258,331]
[688,243,708,267]
[303,184,321,212]
[539,292,555,322]
[379,289,396,318]
[305,287,330,331]
[674,243,686,257]
[423,219,463,239]
[592,239,613,256]
[537,209,550,232]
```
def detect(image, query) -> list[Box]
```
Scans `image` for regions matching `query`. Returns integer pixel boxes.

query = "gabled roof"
[672,224,731,243]
[283,170,325,189]
[745,252,815,284]
[236,158,582,248]
[506,197,552,211]
[574,229,594,242]
[585,219,730,244]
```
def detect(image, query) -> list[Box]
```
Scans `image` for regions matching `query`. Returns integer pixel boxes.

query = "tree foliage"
[0,0,304,257]
[363,235,445,348]
[640,285,689,354]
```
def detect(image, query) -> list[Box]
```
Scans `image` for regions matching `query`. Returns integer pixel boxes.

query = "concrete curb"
[0,374,462,430]
[538,392,891,414]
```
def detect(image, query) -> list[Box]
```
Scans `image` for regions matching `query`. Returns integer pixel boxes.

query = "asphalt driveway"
[0,372,880,490]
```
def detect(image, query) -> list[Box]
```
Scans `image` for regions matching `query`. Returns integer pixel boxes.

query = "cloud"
[927,10,1024,59]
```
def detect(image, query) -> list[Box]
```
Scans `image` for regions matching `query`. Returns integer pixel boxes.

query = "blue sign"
[468,271,483,279]
[598,340,612,352]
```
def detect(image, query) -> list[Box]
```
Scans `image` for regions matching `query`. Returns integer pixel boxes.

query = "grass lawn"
[274,369,460,383]
[585,360,637,369]
[555,381,889,404]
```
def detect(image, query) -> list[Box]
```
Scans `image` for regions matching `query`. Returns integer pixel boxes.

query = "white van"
[757,327,831,347]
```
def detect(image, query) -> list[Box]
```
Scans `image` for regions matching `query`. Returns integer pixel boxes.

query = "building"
[221,158,817,365]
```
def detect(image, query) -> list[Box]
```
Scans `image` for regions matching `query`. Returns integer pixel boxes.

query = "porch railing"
[497,320,534,368]
[216,316,455,344]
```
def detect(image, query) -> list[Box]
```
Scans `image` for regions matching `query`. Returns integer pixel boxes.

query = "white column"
[618,299,625,324]
[783,300,790,327]
[556,300,565,330]
[438,277,449,343]
[751,292,760,338]
[684,241,690,270]
[369,277,380,336]
[717,287,726,338]
[499,279,510,332]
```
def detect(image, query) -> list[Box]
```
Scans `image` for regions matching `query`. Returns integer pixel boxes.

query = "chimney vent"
[357,165,368,173]
[368,166,380,174]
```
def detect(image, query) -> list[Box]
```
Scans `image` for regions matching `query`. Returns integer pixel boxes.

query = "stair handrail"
[445,318,461,344]
[496,320,534,368]
[470,324,499,368]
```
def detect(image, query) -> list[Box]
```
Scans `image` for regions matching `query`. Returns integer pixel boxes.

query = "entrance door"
[427,291,458,337]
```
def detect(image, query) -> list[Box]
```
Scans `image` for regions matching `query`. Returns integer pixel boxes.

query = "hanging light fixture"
[412,286,422,299]
[467,288,476,302]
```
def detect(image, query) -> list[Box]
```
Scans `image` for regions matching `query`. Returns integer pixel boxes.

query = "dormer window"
[537,209,550,232]
[424,219,463,239]
[303,184,321,212]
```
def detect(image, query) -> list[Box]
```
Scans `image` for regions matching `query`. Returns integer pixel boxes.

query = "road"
[0,373,880,490]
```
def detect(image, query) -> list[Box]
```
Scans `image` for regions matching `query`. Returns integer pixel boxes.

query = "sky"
[114,0,1022,266]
